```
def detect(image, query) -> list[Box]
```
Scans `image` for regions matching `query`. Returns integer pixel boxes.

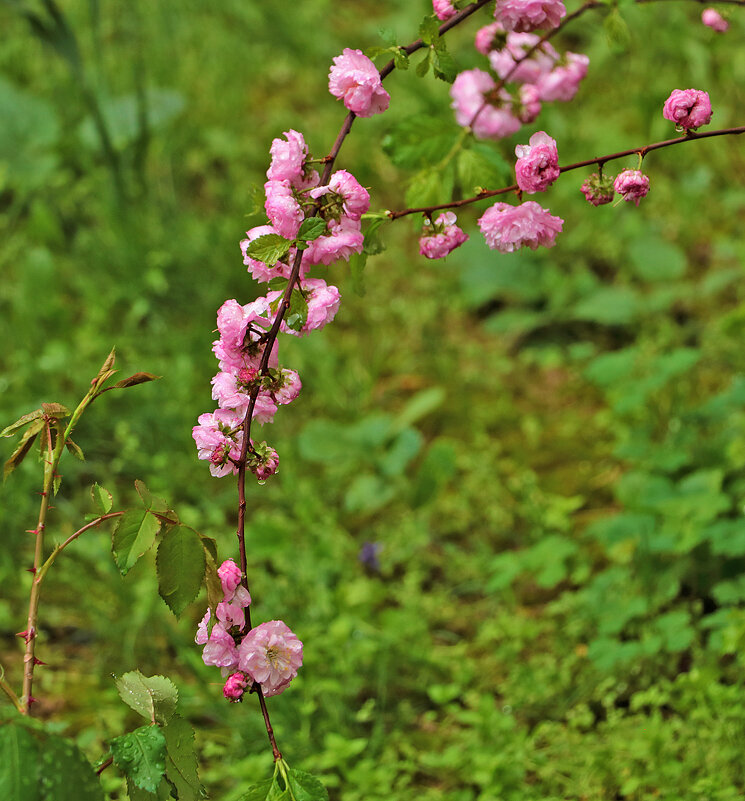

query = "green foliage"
[110,725,166,794]
[245,234,291,267]
[156,525,206,616]
[115,671,179,726]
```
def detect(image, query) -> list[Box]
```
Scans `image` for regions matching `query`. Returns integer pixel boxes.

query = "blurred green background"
[2,1,745,799]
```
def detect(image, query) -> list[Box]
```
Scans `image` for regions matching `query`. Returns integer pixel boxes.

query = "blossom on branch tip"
[514,131,559,194]
[238,620,303,697]
[494,0,566,32]
[419,212,469,259]
[614,169,650,206]
[702,8,728,32]
[433,0,457,20]
[478,201,563,252]
[662,89,712,131]
[450,69,522,140]
[580,173,615,206]
[329,48,390,118]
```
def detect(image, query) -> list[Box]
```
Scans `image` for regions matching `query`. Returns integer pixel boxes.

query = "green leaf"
[65,438,85,461]
[90,483,113,515]
[286,768,329,801]
[4,418,44,481]
[419,16,441,46]
[268,277,288,292]
[111,509,161,576]
[432,42,457,83]
[40,402,71,419]
[296,217,326,242]
[456,144,511,193]
[245,234,291,266]
[412,439,456,508]
[0,723,40,801]
[285,289,309,332]
[156,526,206,616]
[349,253,367,296]
[110,726,166,794]
[604,7,630,53]
[382,115,461,170]
[1,409,43,438]
[627,235,687,282]
[571,286,641,326]
[39,733,104,801]
[405,165,454,209]
[163,716,204,800]
[98,372,161,393]
[393,48,410,70]
[415,49,431,78]
[239,779,274,801]
[345,473,396,514]
[203,551,223,611]
[393,387,446,432]
[115,671,179,725]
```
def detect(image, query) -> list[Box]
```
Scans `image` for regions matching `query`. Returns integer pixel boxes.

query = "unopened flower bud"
[580,173,615,206]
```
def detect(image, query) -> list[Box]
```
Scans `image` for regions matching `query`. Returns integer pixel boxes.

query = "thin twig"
[387,125,745,219]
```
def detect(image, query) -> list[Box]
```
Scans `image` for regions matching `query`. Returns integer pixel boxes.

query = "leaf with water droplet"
[163,716,204,800]
[110,726,166,794]
[115,671,178,725]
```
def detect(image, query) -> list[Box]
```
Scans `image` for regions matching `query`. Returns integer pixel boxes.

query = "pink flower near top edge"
[662,89,712,130]
[702,8,728,32]
[419,212,469,259]
[238,620,303,697]
[495,0,566,32]
[614,169,650,206]
[478,201,563,253]
[433,0,457,20]
[329,48,390,118]
[514,131,560,194]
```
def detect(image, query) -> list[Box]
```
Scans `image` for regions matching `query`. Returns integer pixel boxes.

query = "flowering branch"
[386,124,745,219]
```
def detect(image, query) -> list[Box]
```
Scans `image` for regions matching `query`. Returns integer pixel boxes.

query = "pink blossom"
[478,200,563,252]
[248,442,279,481]
[475,22,505,55]
[266,130,319,189]
[264,179,303,240]
[202,622,239,670]
[514,131,560,194]
[270,278,341,337]
[517,85,542,123]
[192,408,244,477]
[195,610,211,645]
[419,212,469,259]
[536,52,589,102]
[488,33,559,85]
[450,69,522,140]
[329,48,390,118]
[302,217,364,266]
[238,620,303,697]
[662,89,712,130]
[223,672,249,703]
[218,559,242,599]
[274,369,302,405]
[212,296,274,372]
[702,8,728,32]
[580,173,615,206]
[433,0,457,20]
[614,169,650,206]
[310,170,370,221]
[216,585,251,629]
[495,0,566,32]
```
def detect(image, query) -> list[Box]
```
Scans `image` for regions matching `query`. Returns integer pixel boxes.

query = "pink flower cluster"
[514,131,560,193]
[478,201,563,253]
[451,22,588,139]
[702,8,728,32]
[494,0,566,32]
[194,129,368,480]
[419,212,469,259]
[196,560,303,701]
[433,0,457,20]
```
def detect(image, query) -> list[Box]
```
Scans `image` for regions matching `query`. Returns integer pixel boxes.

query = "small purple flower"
[359,542,382,572]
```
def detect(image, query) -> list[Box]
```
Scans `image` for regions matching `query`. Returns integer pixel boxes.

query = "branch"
[387,125,745,219]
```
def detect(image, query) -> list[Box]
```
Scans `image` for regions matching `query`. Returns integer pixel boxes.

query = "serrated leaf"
[349,252,367,297]
[245,234,291,266]
[135,479,152,508]
[199,535,218,563]
[156,526,206,616]
[4,418,44,480]
[415,49,431,77]
[268,277,288,291]
[112,509,161,576]
[40,402,70,418]
[285,289,309,332]
[0,723,40,801]
[91,483,113,515]
[1,409,43,438]
[419,15,440,46]
[115,671,178,725]
[65,438,85,461]
[239,779,274,801]
[110,726,166,794]
[382,116,461,170]
[286,768,329,801]
[39,732,104,801]
[204,551,223,611]
[432,43,457,83]
[296,217,326,242]
[163,716,204,800]
[405,166,454,208]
